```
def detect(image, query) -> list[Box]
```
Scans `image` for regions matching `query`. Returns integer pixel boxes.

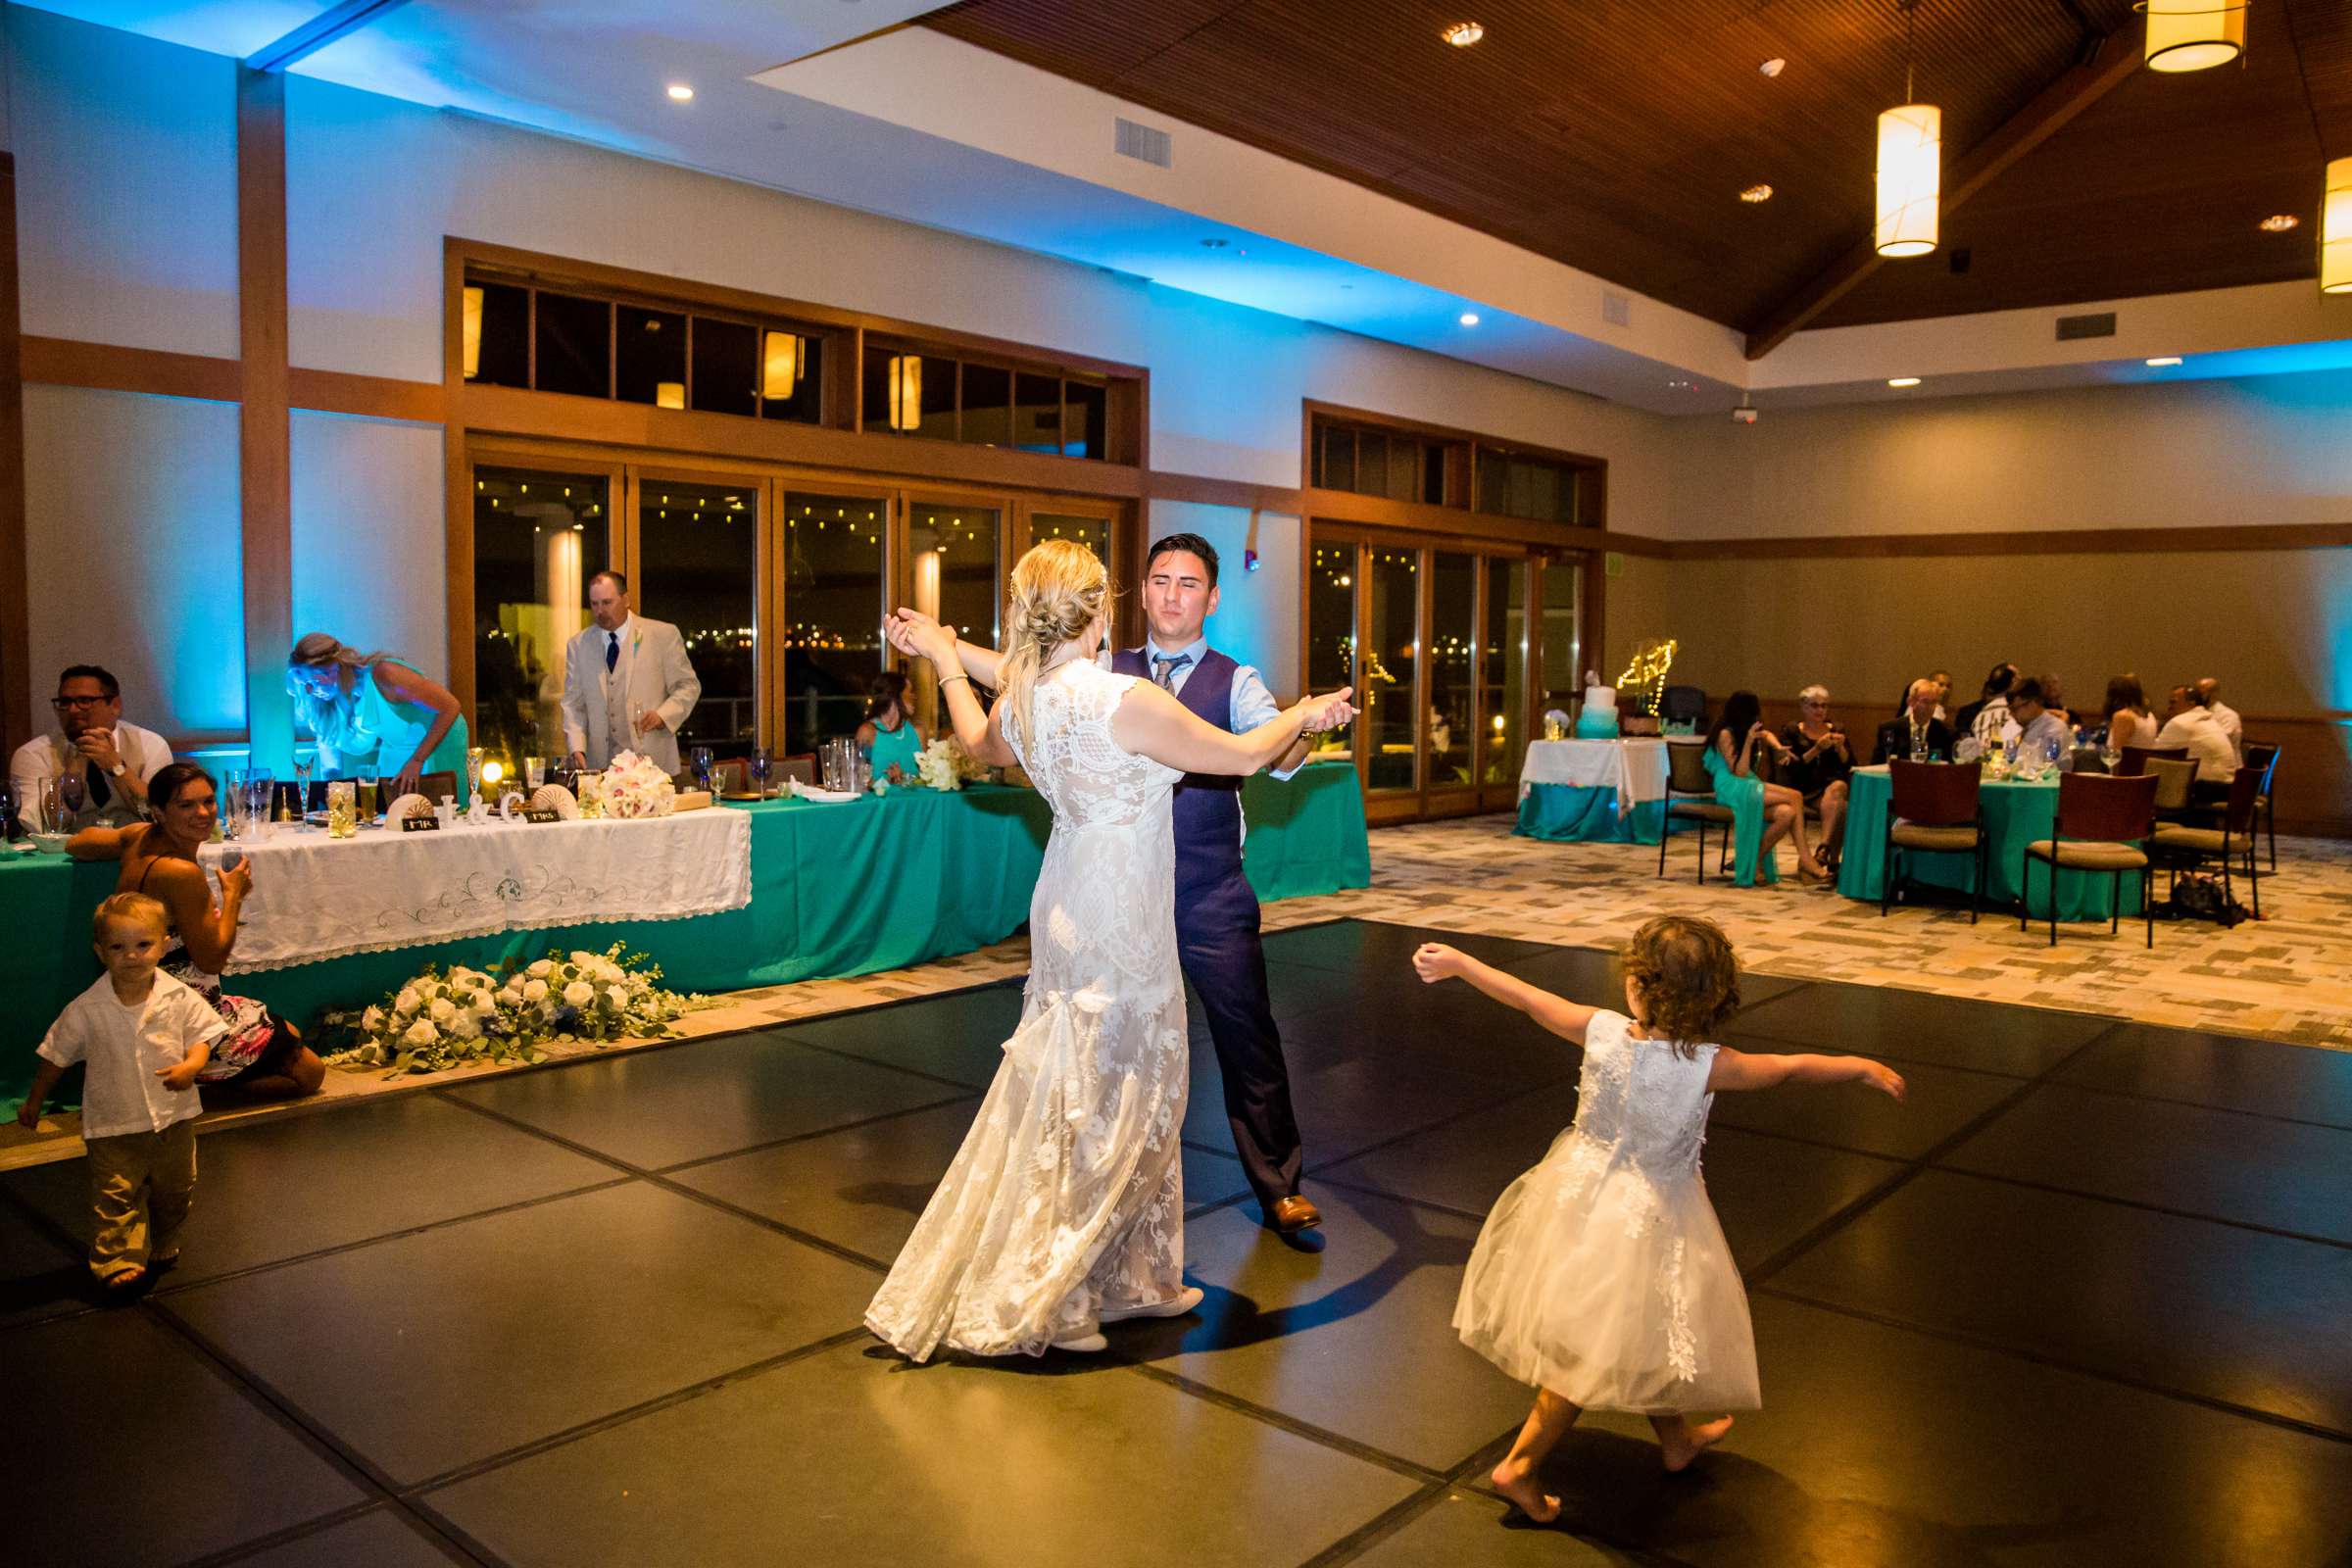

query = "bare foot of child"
[1656,1414,1734,1473]
[1490,1458,1561,1523]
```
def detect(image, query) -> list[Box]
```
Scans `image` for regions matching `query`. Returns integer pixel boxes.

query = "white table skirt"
[197,808,753,973]
[1518,739,1671,814]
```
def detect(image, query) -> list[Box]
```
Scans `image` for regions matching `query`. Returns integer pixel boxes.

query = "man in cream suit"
[560,570,701,775]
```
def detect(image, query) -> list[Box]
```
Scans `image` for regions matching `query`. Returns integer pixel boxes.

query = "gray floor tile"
[2058,1021,2352,1128]
[1706,1053,2016,1160]
[1729,983,2113,1076]
[448,1033,969,1169]
[166,1183,882,1485]
[423,1339,1423,1568]
[1501,943,1807,1015]
[1349,1491,1642,1565]
[229,1509,465,1567]
[1265,920,1556,974]
[1184,1046,1528,1171]
[0,1192,84,1327]
[14,1309,366,1567]
[776,983,1027,1091]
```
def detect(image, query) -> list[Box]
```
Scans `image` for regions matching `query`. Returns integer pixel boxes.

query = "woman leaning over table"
[68,762,324,1101]
[285,632,468,802]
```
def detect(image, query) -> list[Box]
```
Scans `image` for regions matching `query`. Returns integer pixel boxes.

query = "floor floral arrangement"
[318,944,706,1076]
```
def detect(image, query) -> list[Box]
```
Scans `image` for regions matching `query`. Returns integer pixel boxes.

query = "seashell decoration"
[527,783,581,820]
[385,792,436,823]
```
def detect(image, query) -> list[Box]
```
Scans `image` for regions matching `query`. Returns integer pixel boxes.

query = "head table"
[1515,738,1671,844]
[0,765,1370,1107]
[1838,763,2145,920]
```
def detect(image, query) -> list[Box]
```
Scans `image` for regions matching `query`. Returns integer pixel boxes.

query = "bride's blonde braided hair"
[998,539,1110,745]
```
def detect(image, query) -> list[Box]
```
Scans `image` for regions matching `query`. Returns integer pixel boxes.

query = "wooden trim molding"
[1302,398,1607,473]
[0,153,29,761]
[237,66,295,771]
[285,367,446,423]
[1646,521,2352,562]
[20,336,243,404]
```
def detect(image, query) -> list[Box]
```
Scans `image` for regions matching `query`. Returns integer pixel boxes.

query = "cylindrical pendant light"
[887,355,923,431]
[1876,103,1941,258]
[462,285,484,379]
[2325,157,2352,294]
[761,330,802,400]
[2143,0,2245,74]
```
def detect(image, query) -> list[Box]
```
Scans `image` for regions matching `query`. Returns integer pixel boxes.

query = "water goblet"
[688,746,714,793]
[466,747,485,802]
[524,756,545,791]
[750,749,772,798]
[58,770,86,819]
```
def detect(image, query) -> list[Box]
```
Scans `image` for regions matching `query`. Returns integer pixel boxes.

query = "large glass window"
[1305,540,1356,762]
[1477,448,1582,525]
[691,318,758,417]
[615,305,686,408]
[1540,557,1586,712]
[637,479,758,755]
[1312,420,1448,504]
[783,492,887,756]
[1365,546,1419,792]
[466,281,529,388]
[1032,513,1110,572]
[1429,552,1477,790]
[534,293,611,399]
[471,467,609,762]
[909,503,1002,649]
[1484,558,1529,789]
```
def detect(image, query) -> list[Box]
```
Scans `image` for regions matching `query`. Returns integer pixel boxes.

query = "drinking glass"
[246,770,274,838]
[326,780,358,839]
[1909,739,1927,763]
[750,749,772,798]
[38,778,65,837]
[58,770,86,818]
[466,747,485,803]
[357,774,380,820]
[524,756,545,791]
[577,771,604,819]
[294,753,314,809]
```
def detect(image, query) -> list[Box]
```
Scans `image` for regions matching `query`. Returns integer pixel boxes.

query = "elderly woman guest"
[68,763,324,1100]
[1703,691,1828,887]
[1777,684,1853,868]
[856,670,927,784]
[286,633,468,802]
[2101,674,2161,752]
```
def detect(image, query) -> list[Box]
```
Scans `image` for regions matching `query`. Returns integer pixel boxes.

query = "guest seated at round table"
[1875,678,1958,763]
[2155,682,2237,782]
[1776,684,1854,866]
[68,762,324,1101]
[2007,678,2074,771]
[1704,691,1827,886]
[856,670,927,784]
[285,632,468,801]
[2099,674,2161,752]
[1954,662,2019,759]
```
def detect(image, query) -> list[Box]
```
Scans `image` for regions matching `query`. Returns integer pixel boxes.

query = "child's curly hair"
[1619,915,1741,1055]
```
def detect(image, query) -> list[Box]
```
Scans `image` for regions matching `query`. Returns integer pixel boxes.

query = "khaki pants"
[84,1119,198,1282]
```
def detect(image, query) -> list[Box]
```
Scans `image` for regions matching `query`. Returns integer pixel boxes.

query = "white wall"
[289,411,448,668]
[1145,501,1301,692]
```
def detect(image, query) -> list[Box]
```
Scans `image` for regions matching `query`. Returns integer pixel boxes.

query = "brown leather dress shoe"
[1266,1195,1322,1234]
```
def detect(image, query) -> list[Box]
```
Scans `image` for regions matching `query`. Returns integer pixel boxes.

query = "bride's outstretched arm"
[904,618,1015,767]
[887,609,1002,689]
[1111,680,1354,777]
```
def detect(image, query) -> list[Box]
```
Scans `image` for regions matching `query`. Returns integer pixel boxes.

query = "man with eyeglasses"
[9,666,173,832]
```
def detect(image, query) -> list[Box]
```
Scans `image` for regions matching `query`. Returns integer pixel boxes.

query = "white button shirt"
[38,973,226,1139]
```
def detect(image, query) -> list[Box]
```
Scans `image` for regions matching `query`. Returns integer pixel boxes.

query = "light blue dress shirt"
[1132,634,1302,783]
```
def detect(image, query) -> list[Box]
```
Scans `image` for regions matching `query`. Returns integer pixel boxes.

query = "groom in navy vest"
[1110,534,1320,1236]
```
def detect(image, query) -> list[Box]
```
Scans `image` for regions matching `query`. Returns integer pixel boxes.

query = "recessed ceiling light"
[2146,356,2183,367]
[666,82,695,102]
[1740,183,1774,204]
[2259,213,2300,232]
[1758,57,1787,77]
[1199,237,1229,249]
[1887,376,1922,388]
[1458,312,1481,326]
[1443,21,1484,47]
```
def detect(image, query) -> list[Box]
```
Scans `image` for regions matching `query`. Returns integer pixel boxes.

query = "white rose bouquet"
[601,750,676,819]
[913,736,992,792]
[320,944,704,1076]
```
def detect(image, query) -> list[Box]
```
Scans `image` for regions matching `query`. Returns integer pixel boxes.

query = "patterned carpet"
[6,814,2343,1171]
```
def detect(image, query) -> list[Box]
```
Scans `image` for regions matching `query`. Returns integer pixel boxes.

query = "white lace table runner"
[1518,739,1670,811]
[196,809,753,973]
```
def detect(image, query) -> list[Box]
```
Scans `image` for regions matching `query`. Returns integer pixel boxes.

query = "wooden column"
[237,66,293,769]
[0,151,29,761]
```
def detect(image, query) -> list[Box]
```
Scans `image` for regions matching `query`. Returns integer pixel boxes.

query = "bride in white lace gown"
[865,541,1352,1361]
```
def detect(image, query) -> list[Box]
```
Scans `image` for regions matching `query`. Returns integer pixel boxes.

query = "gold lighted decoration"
[2142,0,2245,74]
[1615,638,1679,716]
[762,330,802,400]
[656,381,685,410]
[2325,158,2352,294]
[888,355,923,431]
[462,284,483,379]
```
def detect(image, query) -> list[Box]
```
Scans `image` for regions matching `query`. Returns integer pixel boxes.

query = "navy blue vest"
[1114,645,1245,885]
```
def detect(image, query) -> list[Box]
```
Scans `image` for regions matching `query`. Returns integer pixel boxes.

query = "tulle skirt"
[1454,1128,1759,1413]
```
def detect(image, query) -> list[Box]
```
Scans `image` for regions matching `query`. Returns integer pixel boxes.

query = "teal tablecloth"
[1838,765,2144,920]
[1515,784,1667,844]
[2,767,1368,1106]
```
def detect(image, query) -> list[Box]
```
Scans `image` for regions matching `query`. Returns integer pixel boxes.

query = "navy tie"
[1152,653,1192,692]
[606,632,619,673]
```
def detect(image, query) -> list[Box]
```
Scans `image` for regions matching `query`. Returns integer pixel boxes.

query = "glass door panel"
[909,502,1002,649]
[472,466,609,762]
[1540,556,1586,714]
[783,492,887,757]
[636,477,759,754]
[1483,558,1529,793]
[1305,538,1356,763]
[1031,513,1110,572]
[1365,546,1419,792]
[1429,552,1477,791]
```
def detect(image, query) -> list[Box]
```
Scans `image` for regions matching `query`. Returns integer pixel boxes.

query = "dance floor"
[6,917,2350,1567]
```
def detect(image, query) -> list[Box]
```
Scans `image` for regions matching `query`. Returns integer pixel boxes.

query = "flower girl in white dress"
[1412,916,1905,1523]
[865,541,1351,1362]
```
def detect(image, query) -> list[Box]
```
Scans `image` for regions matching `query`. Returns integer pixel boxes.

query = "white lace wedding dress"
[866,661,1191,1361]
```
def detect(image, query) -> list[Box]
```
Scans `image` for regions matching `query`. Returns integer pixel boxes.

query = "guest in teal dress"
[857,671,928,784]
[285,632,470,802]
[1702,691,1828,887]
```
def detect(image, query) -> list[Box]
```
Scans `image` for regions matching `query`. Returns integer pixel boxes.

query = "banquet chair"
[1884,760,1985,922]
[416,770,457,804]
[709,758,749,794]
[2022,772,2157,949]
[2145,758,2197,826]
[1657,740,1736,884]
[2117,744,2186,777]
[2151,765,2264,923]
[778,753,817,786]
[1660,685,1706,730]
[2241,742,2280,869]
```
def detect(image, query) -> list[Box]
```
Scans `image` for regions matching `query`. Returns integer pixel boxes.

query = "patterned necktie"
[1152,653,1192,692]
[86,761,112,809]
[606,632,619,673]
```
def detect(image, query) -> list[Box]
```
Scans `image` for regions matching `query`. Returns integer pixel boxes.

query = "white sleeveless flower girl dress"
[1454,1010,1760,1411]
[866,662,1190,1360]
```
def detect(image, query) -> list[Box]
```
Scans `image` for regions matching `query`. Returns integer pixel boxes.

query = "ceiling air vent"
[2055,312,2117,341]
[1114,118,1172,169]
[1601,290,1631,326]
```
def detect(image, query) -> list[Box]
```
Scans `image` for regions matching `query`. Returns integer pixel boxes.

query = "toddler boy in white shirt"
[17,892,226,1289]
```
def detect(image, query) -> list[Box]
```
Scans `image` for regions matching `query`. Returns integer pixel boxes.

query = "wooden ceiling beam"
[1744,29,2145,361]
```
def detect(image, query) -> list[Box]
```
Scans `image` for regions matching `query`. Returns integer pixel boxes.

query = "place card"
[522,808,563,824]
[400,814,440,833]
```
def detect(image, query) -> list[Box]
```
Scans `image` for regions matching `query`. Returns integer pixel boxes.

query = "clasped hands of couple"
[880,609,1359,736]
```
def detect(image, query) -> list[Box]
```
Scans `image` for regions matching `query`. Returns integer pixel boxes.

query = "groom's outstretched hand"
[1296,686,1355,734]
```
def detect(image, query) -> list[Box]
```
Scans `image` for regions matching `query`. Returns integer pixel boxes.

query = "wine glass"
[294,754,315,820]
[688,746,713,793]
[750,749,772,798]
[465,747,485,803]
[58,770,86,818]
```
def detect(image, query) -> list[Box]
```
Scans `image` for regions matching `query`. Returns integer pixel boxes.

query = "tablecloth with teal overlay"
[1838,765,2145,920]
[1,768,1369,1107]
[1515,786,1668,844]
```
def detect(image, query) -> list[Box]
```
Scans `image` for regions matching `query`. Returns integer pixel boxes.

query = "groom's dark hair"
[1145,532,1220,586]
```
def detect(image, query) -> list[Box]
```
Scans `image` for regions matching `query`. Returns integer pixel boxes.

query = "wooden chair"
[2022,772,2157,949]
[1657,740,1736,884]
[416,769,458,804]
[1884,760,1986,922]
[2241,742,2280,869]
[2116,744,2186,777]
[707,757,750,794]
[778,753,818,786]
[2151,765,2264,922]
[2144,757,2197,825]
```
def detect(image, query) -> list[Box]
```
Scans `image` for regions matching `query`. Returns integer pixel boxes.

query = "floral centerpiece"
[318,945,702,1075]
[913,736,993,792]
[602,749,675,818]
